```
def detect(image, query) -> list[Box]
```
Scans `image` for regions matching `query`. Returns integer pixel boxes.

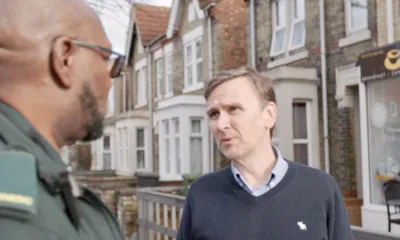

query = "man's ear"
[263,101,278,130]
[50,36,75,89]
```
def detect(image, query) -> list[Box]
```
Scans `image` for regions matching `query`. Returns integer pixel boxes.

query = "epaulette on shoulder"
[0,150,38,221]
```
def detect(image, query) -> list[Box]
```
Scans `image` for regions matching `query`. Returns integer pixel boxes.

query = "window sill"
[338,29,371,48]
[159,174,183,182]
[135,102,147,108]
[182,83,204,93]
[164,92,173,99]
[154,96,163,102]
[267,50,309,69]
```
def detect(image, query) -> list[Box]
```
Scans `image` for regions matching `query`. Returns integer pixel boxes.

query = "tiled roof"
[135,3,170,46]
[198,0,213,8]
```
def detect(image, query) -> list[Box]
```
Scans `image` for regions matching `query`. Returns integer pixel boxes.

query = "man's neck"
[232,143,277,189]
[1,97,62,153]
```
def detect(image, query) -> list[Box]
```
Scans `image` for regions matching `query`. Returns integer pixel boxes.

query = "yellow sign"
[384,49,400,70]
[0,192,33,206]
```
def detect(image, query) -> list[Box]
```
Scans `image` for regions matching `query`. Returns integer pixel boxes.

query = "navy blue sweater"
[176,161,354,240]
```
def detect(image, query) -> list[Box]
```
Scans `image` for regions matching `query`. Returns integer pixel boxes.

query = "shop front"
[356,41,400,233]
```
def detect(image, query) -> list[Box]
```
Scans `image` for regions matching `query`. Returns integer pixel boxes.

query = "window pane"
[367,77,400,205]
[190,137,203,173]
[293,144,308,165]
[291,21,305,47]
[103,153,112,170]
[163,120,169,135]
[276,0,285,27]
[196,40,202,59]
[350,0,367,30]
[137,150,145,169]
[136,129,144,147]
[175,137,180,174]
[294,0,305,19]
[187,65,193,85]
[165,138,170,173]
[103,136,110,150]
[173,118,179,134]
[196,61,203,83]
[186,45,192,63]
[273,28,285,53]
[167,73,172,92]
[292,102,307,139]
[191,119,202,133]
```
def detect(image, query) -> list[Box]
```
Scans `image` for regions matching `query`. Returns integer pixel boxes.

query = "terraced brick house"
[91,0,248,183]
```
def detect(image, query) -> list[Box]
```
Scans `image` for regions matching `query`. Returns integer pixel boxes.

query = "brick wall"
[324,0,377,195]
[248,0,377,194]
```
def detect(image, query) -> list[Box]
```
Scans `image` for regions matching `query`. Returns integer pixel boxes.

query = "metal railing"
[136,186,186,240]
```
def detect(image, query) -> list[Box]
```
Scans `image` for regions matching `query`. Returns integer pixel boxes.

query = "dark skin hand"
[0,0,113,152]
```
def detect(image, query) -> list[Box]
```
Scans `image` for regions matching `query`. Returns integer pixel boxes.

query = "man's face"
[69,26,112,142]
[207,77,275,160]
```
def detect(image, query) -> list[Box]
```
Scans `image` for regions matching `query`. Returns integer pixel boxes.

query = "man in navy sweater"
[176,66,354,240]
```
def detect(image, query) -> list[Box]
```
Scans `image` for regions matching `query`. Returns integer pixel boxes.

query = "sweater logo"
[297,221,307,231]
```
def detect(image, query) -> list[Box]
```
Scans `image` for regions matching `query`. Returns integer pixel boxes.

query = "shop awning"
[356,41,400,82]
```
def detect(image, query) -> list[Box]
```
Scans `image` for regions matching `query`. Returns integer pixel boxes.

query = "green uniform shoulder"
[0,150,38,221]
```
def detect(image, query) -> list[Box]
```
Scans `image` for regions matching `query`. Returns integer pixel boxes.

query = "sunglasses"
[71,40,125,78]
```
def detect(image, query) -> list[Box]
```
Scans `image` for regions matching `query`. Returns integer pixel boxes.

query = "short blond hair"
[204,66,276,136]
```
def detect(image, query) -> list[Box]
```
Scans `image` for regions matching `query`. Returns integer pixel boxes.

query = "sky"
[86,0,173,55]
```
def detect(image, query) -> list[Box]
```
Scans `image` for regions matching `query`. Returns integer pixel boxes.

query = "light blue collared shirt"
[231,145,288,197]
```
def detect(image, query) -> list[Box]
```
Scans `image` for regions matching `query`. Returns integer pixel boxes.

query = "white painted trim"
[335,63,361,108]
[163,42,173,54]
[359,81,371,205]
[156,96,209,179]
[135,57,147,71]
[344,0,368,35]
[154,48,163,60]
[157,95,206,110]
[166,0,180,39]
[270,0,287,57]
[182,26,204,44]
[288,0,306,51]
[338,29,371,48]
[267,51,309,69]
[386,0,394,43]
[193,0,205,19]
[263,65,318,81]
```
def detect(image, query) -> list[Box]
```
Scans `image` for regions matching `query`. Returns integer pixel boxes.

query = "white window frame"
[117,127,129,171]
[162,119,171,175]
[106,81,115,117]
[292,100,312,166]
[156,58,163,99]
[122,73,127,112]
[345,0,368,34]
[270,0,306,57]
[172,118,181,176]
[182,26,204,93]
[135,127,147,171]
[189,117,205,174]
[136,67,147,107]
[102,135,112,170]
[184,38,203,90]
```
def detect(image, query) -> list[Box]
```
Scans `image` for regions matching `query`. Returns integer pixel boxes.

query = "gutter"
[386,0,394,43]
[249,0,256,68]
[203,1,216,172]
[319,0,330,174]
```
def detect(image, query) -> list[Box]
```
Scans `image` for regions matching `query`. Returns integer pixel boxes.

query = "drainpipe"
[203,1,216,171]
[145,46,153,172]
[319,0,330,174]
[386,0,394,43]
[249,0,256,68]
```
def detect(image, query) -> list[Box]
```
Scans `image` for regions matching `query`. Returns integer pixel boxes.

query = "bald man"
[0,0,125,239]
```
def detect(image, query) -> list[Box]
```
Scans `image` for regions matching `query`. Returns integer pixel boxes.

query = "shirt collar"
[231,145,288,187]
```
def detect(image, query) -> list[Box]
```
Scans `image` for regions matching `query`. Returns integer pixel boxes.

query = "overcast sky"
[86,0,173,55]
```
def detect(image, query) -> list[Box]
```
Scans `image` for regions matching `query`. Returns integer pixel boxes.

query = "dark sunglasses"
[71,40,125,78]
